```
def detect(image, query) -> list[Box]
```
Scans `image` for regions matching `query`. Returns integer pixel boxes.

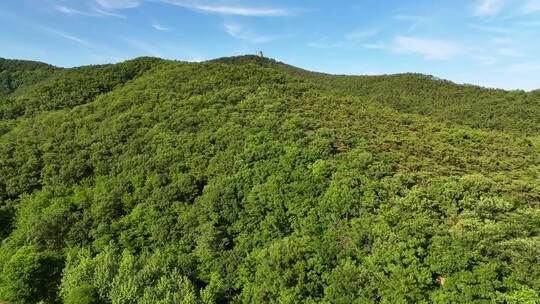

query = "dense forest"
[0,55,539,303]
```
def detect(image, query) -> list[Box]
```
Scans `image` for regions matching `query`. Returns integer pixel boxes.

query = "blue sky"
[1,0,540,90]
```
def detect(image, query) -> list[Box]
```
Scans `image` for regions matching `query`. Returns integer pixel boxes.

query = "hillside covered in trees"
[0,56,539,303]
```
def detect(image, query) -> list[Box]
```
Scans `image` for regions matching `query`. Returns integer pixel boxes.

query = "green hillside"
[0,56,539,303]
[214,55,540,134]
[0,58,57,97]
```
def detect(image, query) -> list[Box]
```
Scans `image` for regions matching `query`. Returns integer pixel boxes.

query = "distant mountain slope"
[0,58,58,97]
[0,56,539,303]
[1,57,164,118]
[0,57,165,136]
[213,55,540,134]
[0,58,56,73]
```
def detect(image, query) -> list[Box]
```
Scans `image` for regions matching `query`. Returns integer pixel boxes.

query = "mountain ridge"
[3,55,534,92]
[2,55,538,134]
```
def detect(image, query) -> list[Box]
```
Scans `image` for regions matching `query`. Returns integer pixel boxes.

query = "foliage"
[0,56,539,303]
[0,245,63,304]
[215,55,540,134]
[0,58,57,97]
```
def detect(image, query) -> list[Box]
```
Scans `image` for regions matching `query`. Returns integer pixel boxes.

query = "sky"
[1,0,540,91]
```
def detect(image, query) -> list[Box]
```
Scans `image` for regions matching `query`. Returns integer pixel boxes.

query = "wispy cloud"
[152,24,169,31]
[472,0,507,17]
[345,29,378,41]
[92,7,127,18]
[95,0,290,16]
[223,22,276,43]
[55,4,126,18]
[394,36,462,60]
[37,25,91,46]
[158,0,290,16]
[184,4,289,16]
[55,5,89,16]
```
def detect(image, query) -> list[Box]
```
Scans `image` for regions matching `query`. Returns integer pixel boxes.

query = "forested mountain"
[0,56,539,303]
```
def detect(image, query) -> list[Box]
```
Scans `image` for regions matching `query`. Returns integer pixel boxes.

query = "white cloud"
[95,0,141,10]
[224,22,275,43]
[394,36,462,60]
[95,0,290,16]
[345,29,378,41]
[55,5,86,15]
[55,5,126,18]
[37,25,91,46]
[189,5,288,16]
[473,0,506,17]
[152,24,169,31]
[72,0,292,18]
[92,7,127,18]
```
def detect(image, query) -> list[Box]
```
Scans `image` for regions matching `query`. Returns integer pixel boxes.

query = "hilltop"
[0,56,539,303]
